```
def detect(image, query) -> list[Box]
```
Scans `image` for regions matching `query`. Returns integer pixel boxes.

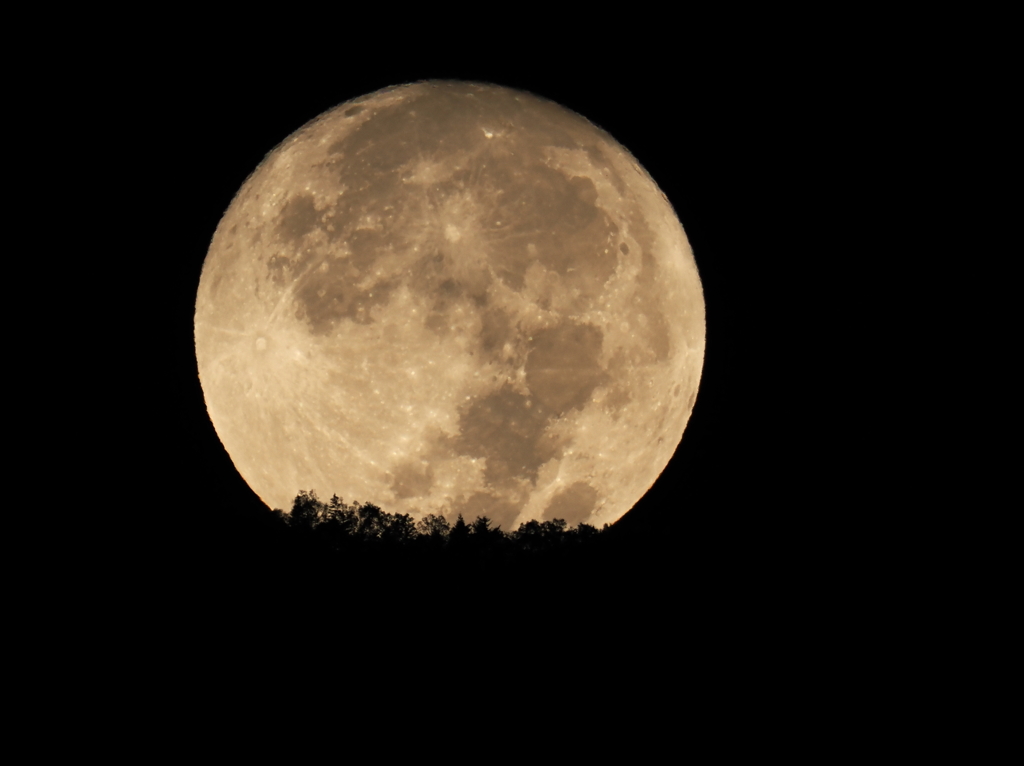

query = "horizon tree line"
[276,489,607,557]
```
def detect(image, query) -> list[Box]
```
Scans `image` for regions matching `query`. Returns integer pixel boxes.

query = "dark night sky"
[46,29,921,715]
[57,21,932,716]
[99,36,846,594]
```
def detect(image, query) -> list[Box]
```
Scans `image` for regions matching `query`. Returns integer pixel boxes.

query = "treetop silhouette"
[280,490,606,558]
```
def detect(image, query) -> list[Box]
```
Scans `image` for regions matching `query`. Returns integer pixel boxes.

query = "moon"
[195,81,704,530]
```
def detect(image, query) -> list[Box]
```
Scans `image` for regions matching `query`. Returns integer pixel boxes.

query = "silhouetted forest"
[280,489,607,562]
[195,489,624,602]
[164,487,643,637]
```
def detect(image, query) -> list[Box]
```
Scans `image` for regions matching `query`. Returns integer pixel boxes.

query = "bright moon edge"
[195,81,705,531]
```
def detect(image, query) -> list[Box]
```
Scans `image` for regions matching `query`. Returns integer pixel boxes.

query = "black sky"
[94,32,850,612]
[48,18,937,719]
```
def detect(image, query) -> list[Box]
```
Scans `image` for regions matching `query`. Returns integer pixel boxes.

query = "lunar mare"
[195,81,704,530]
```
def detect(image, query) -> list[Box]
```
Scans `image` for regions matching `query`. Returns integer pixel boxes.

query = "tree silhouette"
[449,514,470,546]
[416,514,450,540]
[289,489,323,532]
[270,490,608,567]
[380,512,417,546]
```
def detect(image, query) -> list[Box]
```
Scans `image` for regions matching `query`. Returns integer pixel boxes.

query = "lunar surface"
[195,81,704,530]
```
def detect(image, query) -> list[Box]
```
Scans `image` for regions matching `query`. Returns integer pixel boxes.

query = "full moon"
[195,81,704,530]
